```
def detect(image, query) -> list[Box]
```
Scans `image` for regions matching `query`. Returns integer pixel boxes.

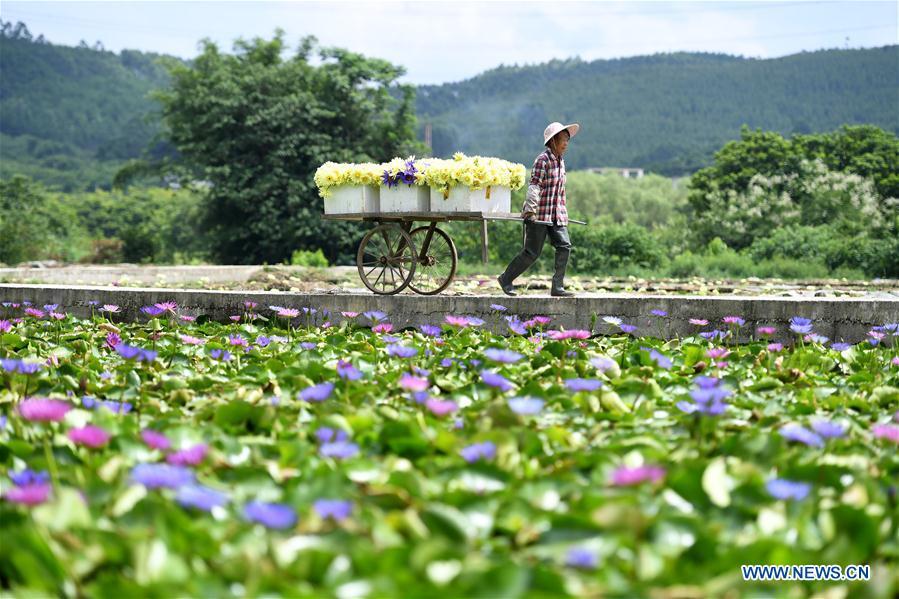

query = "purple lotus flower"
[277,308,299,318]
[756,326,776,336]
[1,359,43,374]
[700,330,728,341]
[480,370,513,392]
[689,318,709,326]
[425,398,458,417]
[790,316,813,334]
[619,324,637,334]
[244,501,297,530]
[505,316,527,335]
[209,349,232,362]
[131,463,195,489]
[419,324,442,337]
[337,360,363,380]
[166,443,208,466]
[590,356,617,373]
[115,344,156,362]
[9,469,49,487]
[100,304,120,313]
[18,398,71,422]
[320,440,359,459]
[677,376,730,415]
[314,498,353,521]
[141,429,171,451]
[484,348,523,364]
[565,547,597,570]
[610,465,666,486]
[315,427,348,444]
[779,424,824,448]
[830,342,853,351]
[648,348,672,369]
[68,425,110,448]
[141,305,165,317]
[722,316,745,327]
[565,378,602,392]
[766,478,811,501]
[363,310,387,323]
[0,320,11,333]
[508,396,544,415]
[254,335,271,348]
[460,441,496,463]
[491,304,508,312]
[91,399,131,414]
[176,485,228,512]
[381,335,400,343]
[651,309,668,317]
[299,382,335,402]
[767,342,784,352]
[387,344,418,358]
[811,420,846,439]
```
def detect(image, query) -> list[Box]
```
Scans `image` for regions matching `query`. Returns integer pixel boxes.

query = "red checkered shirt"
[529,148,568,226]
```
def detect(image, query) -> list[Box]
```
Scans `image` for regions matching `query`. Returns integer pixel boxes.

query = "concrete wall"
[3,284,897,344]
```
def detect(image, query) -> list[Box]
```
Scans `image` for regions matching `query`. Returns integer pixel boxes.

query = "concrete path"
[2,283,897,344]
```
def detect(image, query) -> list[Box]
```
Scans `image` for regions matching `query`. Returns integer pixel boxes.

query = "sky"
[2,0,897,84]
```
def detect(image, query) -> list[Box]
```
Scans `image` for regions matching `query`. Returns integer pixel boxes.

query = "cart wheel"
[408,225,458,295]
[356,224,417,295]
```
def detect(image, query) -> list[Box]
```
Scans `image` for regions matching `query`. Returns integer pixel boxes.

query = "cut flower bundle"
[315,154,526,214]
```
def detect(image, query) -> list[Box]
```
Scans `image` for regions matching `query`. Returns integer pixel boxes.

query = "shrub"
[290,249,329,267]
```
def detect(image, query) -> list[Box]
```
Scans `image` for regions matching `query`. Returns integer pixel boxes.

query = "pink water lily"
[19,398,72,423]
[425,398,458,417]
[610,465,666,486]
[68,425,110,448]
[399,373,429,392]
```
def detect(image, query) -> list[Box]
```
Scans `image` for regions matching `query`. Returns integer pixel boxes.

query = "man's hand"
[522,211,536,222]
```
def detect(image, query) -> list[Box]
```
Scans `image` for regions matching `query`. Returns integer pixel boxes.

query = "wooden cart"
[322,211,527,295]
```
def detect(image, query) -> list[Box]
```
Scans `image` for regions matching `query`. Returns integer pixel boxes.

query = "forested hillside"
[417,47,899,174]
[0,21,175,189]
[2,19,897,188]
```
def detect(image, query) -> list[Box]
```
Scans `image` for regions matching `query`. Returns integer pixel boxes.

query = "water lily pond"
[1,302,897,597]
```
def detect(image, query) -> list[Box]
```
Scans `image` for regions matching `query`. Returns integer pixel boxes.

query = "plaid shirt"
[528,148,568,226]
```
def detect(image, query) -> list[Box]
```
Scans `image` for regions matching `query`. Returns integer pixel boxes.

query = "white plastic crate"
[323,185,379,215]
[380,184,429,212]
[430,185,511,213]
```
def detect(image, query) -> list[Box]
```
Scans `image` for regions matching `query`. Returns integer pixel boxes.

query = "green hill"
[2,18,897,188]
[0,21,176,190]
[416,47,899,174]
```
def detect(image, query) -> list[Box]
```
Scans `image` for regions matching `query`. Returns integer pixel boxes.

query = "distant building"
[587,167,645,179]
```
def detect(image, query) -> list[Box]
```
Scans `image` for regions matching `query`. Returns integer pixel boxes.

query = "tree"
[0,176,85,264]
[155,32,422,264]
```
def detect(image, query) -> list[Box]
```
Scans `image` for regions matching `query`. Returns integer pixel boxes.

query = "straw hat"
[543,122,580,146]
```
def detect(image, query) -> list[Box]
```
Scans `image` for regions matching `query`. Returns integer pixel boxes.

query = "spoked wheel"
[408,224,458,295]
[356,224,417,295]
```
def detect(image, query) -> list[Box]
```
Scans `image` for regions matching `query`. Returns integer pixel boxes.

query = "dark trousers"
[500,221,572,289]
